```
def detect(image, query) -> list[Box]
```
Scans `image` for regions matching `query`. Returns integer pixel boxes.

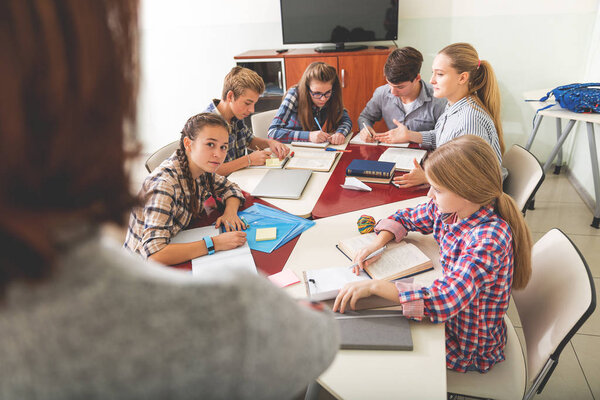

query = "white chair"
[502,144,545,214]
[144,140,179,173]
[251,109,278,139]
[447,228,596,400]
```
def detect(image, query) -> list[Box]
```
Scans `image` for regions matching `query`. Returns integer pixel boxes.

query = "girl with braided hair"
[333,135,532,373]
[125,113,247,265]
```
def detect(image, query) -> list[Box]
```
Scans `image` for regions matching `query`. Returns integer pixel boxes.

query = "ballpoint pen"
[314,117,323,131]
[363,122,376,141]
[325,147,352,152]
[348,246,387,270]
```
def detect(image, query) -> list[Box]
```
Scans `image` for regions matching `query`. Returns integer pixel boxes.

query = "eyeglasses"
[309,88,333,99]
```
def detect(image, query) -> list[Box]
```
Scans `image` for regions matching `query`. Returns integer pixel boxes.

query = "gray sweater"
[0,231,339,400]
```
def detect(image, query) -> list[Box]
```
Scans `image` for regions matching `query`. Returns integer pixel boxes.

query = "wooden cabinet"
[235,47,394,133]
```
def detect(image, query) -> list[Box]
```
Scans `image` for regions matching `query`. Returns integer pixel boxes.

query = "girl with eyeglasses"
[268,62,352,144]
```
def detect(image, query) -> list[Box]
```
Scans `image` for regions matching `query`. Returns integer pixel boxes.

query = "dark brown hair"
[175,113,230,217]
[0,0,139,293]
[384,47,423,83]
[295,62,345,133]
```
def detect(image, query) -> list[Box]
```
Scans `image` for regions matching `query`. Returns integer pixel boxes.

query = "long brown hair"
[425,135,532,289]
[0,0,139,293]
[295,62,344,133]
[439,43,505,154]
[175,113,230,217]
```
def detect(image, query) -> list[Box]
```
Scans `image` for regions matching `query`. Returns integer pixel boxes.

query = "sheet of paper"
[305,266,370,301]
[340,176,372,191]
[170,226,257,275]
[268,269,301,288]
[291,141,328,148]
[285,149,337,171]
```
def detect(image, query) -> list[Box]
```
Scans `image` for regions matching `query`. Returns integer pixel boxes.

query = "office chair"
[144,140,179,173]
[447,228,596,400]
[251,109,278,139]
[502,144,545,215]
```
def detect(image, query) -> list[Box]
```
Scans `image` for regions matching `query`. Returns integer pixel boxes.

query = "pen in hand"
[362,122,376,141]
[349,246,387,272]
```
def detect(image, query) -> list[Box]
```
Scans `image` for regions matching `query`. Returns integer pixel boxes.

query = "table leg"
[525,114,544,150]
[586,122,600,229]
[542,119,577,173]
[555,118,563,174]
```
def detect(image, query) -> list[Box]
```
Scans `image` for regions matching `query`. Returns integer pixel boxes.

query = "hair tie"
[477,59,481,69]
[357,215,376,234]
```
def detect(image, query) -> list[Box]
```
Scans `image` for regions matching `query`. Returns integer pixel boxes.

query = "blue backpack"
[538,83,600,113]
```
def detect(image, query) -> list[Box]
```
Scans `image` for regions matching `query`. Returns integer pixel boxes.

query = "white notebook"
[350,135,409,148]
[285,149,338,172]
[303,266,370,301]
[291,141,328,148]
[170,226,257,275]
[378,147,427,171]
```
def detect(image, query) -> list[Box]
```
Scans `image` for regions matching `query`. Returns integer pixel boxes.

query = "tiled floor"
[128,156,599,399]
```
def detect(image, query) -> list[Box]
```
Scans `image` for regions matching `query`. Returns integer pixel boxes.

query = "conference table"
[284,196,447,400]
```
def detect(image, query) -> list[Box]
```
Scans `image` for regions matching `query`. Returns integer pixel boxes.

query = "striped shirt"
[421,96,502,162]
[124,154,245,258]
[358,80,447,132]
[374,199,513,372]
[268,87,352,143]
[204,99,255,162]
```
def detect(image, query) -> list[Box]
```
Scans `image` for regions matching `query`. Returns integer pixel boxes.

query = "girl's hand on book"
[309,130,330,143]
[267,140,290,159]
[212,231,247,251]
[329,132,345,145]
[333,280,376,313]
[352,246,383,275]
[392,159,427,188]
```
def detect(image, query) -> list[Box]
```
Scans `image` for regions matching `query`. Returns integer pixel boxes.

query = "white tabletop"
[523,89,600,124]
[228,137,351,218]
[284,196,447,400]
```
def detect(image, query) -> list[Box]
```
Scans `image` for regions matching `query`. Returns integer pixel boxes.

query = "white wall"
[140,0,599,196]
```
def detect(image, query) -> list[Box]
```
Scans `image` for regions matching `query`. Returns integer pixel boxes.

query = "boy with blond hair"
[204,67,289,175]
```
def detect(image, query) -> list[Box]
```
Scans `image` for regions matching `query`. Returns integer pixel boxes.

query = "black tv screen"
[280,0,398,45]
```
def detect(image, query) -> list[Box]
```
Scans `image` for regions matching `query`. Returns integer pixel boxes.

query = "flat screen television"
[280,0,398,52]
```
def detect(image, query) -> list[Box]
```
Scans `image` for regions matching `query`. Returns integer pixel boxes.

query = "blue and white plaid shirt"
[204,99,255,162]
[268,87,352,143]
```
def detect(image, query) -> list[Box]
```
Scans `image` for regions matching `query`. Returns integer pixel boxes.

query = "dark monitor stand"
[315,43,368,53]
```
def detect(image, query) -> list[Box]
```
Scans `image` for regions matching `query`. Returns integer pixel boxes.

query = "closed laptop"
[335,310,413,351]
[251,169,312,199]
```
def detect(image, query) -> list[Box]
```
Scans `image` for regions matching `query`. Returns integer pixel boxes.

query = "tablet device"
[251,169,312,199]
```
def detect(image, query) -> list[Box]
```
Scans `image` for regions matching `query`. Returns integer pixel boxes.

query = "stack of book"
[346,159,395,184]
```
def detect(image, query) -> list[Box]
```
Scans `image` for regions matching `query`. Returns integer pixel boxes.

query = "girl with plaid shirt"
[125,113,247,265]
[333,135,532,372]
[268,62,352,144]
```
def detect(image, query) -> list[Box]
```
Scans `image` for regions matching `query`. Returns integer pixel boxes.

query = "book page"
[350,135,409,148]
[285,150,337,171]
[338,232,378,258]
[366,242,431,280]
[378,148,427,171]
[291,141,328,148]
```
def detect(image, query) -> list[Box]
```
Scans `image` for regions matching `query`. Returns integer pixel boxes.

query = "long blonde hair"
[425,135,531,289]
[439,43,505,155]
[295,62,344,133]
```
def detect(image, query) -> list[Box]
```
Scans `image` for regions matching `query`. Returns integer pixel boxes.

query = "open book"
[350,134,409,148]
[378,147,428,171]
[337,232,433,281]
[285,149,338,172]
[291,141,328,148]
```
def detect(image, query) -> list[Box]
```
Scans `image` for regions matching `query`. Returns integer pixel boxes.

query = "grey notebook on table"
[334,310,413,351]
[251,169,312,199]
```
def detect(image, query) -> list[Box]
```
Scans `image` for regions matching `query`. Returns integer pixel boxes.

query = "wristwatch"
[203,236,215,255]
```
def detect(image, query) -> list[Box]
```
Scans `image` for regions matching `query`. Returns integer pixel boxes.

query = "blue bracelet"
[203,236,215,255]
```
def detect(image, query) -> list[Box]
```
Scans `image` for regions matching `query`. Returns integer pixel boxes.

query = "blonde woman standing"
[334,135,531,373]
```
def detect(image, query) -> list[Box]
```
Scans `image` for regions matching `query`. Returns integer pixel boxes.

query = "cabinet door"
[284,56,338,89]
[338,54,389,132]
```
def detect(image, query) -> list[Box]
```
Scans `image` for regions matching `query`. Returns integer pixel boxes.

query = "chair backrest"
[502,144,545,214]
[251,109,278,139]
[513,229,596,397]
[145,140,179,173]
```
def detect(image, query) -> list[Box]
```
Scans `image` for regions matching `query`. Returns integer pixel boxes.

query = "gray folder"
[334,310,413,351]
[251,169,312,199]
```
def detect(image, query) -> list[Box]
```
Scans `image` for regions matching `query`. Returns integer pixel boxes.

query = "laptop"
[251,169,312,199]
[334,310,413,351]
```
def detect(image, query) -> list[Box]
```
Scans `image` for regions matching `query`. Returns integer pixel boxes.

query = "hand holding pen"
[350,246,386,275]
[310,117,331,143]
[361,122,377,143]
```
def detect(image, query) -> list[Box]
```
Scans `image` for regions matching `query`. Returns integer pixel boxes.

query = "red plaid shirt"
[377,199,513,372]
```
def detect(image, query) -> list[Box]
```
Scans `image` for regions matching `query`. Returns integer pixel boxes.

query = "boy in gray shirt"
[358,47,446,141]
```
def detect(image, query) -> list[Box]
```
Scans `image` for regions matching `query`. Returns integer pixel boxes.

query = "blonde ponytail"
[496,193,532,289]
